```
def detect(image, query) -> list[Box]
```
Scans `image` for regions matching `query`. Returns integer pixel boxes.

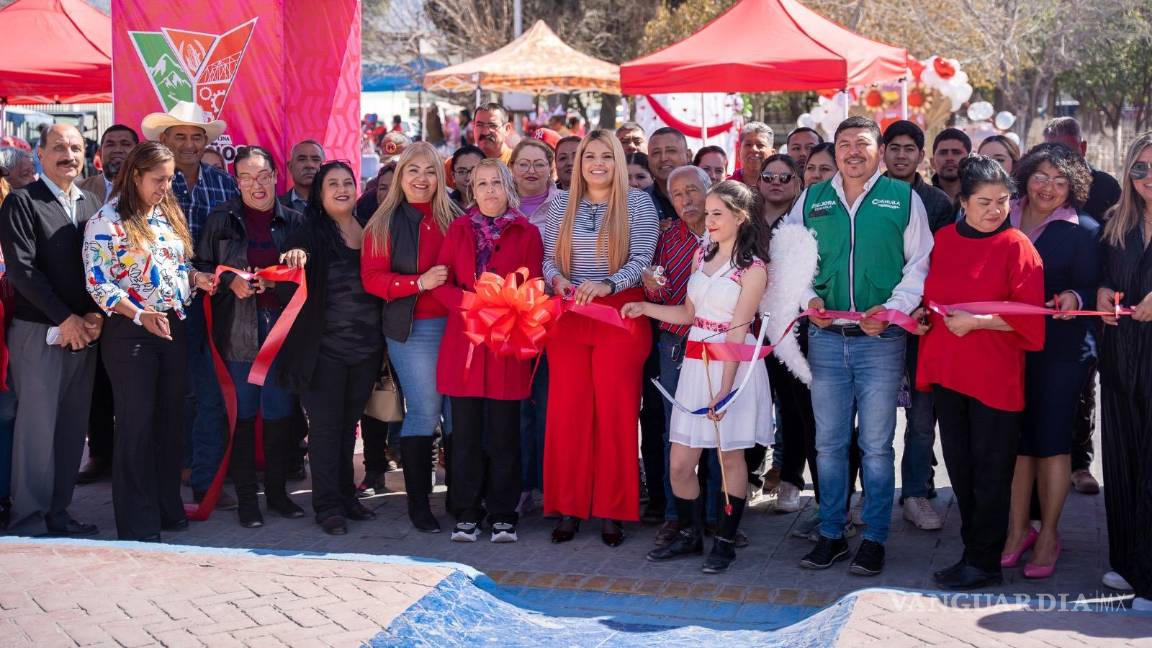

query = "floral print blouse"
[83,202,192,319]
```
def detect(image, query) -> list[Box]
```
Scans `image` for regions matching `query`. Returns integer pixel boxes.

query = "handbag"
[365,355,404,422]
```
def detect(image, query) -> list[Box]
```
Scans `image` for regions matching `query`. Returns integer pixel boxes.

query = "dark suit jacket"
[0,178,101,325]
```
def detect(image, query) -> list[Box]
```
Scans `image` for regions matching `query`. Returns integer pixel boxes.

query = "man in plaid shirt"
[142,102,239,509]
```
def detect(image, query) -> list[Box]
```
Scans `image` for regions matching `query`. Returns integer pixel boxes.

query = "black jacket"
[195,197,302,362]
[379,202,424,342]
[274,211,371,392]
[0,178,101,325]
[908,173,956,233]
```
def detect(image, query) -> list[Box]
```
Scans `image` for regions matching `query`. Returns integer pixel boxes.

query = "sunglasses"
[1131,161,1150,181]
[760,172,795,184]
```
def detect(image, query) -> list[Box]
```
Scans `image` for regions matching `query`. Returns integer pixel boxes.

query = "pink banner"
[111,0,361,189]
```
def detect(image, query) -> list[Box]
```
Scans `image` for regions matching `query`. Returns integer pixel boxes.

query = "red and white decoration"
[635,93,743,171]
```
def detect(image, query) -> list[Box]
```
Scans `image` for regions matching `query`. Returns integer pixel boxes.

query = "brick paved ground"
[0,540,451,647]
[3,412,1139,646]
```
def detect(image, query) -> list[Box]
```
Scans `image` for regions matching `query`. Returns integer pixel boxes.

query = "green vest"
[802,176,912,312]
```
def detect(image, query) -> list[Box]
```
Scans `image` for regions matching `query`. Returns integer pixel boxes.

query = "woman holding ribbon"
[83,141,217,542]
[275,161,383,536]
[542,129,659,547]
[917,155,1046,589]
[1001,143,1101,579]
[1096,133,1152,610]
[196,145,305,528]
[362,142,461,534]
[623,180,772,572]
[431,159,543,543]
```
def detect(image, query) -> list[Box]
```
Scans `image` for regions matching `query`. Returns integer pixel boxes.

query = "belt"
[824,323,867,337]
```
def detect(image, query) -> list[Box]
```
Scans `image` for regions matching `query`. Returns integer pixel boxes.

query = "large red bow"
[460,268,556,364]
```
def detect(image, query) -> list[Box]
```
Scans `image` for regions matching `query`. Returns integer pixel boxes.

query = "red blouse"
[360,202,449,320]
[916,224,1046,412]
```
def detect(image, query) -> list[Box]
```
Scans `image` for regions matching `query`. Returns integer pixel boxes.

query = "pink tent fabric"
[0,0,112,104]
[620,0,907,94]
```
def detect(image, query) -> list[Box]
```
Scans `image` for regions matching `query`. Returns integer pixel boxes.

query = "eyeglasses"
[1130,161,1150,180]
[760,172,795,184]
[1029,173,1069,190]
[474,121,503,131]
[514,160,550,173]
[237,172,275,187]
[453,166,475,177]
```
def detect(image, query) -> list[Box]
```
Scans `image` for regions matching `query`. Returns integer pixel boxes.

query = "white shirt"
[784,168,933,315]
[39,174,85,225]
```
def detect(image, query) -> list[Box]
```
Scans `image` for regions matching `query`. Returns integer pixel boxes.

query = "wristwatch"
[132,310,144,326]
[600,278,616,294]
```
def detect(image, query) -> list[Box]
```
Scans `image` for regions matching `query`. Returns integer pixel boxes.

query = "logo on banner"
[129,18,258,121]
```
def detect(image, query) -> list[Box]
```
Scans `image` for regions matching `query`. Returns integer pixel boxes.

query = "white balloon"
[967,101,994,122]
[1005,132,1021,146]
[797,113,816,129]
[994,111,1017,130]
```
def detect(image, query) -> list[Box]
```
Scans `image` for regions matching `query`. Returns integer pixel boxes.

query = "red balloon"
[908,91,925,108]
[933,57,956,80]
[865,89,884,108]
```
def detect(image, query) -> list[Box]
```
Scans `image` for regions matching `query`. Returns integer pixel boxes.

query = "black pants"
[450,396,521,524]
[933,386,1020,571]
[361,415,391,475]
[87,348,115,460]
[639,328,666,511]
[299,351,381,521]
[102,313,187,540]
[1071,365,1097,471]
[768,356,817,493]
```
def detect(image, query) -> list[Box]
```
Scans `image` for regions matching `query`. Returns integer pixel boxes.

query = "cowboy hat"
[141,101,227,142]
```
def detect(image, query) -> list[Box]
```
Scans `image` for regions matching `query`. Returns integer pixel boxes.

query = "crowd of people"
[0,99,1149,608]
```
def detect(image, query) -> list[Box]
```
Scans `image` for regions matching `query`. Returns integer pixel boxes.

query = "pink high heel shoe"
[1023,540,1062,579]
[1001,527,1038,568]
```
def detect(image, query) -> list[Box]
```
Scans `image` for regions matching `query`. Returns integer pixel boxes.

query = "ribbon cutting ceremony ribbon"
[460,269,555,368]
[187,264,307,521]
[927,299,1135,319]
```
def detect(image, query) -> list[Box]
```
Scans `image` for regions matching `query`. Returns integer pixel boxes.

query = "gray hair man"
[735,122,775,187]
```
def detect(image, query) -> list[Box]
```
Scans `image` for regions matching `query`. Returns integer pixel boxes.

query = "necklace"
[585,201,605,232]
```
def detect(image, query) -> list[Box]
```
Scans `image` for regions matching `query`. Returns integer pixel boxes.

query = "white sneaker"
[850,494,866,526]
[1103,570,1133,591]
[902,497,942,530]
[490,522,518,543]
[748,482,767,507]
[1133,597,1152,612]
[775,482,802,513]
[451,521,479,542]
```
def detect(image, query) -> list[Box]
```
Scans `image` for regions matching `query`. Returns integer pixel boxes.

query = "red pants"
[543,289,651,521]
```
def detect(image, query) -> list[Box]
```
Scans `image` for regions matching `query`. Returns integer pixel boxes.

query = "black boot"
[263,417,305,519]
[702,496,746,573]
[231,419,264,528]
[401,436,440,533]
[647,496,704,561]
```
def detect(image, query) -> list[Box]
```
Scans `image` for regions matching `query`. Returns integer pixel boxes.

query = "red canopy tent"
[620,0,907,94]
[0,0,112,105]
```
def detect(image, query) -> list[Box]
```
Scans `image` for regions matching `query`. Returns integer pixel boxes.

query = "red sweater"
[431,212,544,399]
[916,224,1046,411]
[361,202,450,320]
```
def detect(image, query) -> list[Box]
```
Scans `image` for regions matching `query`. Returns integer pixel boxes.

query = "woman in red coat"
[432,159,543,543]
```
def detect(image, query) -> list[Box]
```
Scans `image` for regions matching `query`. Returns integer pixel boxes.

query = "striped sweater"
[542,188,659,292]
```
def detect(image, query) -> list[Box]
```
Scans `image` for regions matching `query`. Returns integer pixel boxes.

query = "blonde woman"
[541,129,659,546]
[1096,132,1152,610]
[362,141,462,534]
[83,141,216,541]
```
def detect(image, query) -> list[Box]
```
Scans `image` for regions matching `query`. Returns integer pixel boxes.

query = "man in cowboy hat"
[142,100,240,509]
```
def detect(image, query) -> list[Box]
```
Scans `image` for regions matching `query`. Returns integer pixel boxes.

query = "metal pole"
[700,93,709,145]
[0,99,7,139]
[514,0,522,36]
[842,89,850,120]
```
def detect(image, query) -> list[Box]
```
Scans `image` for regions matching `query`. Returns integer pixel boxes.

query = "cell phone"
[46,326,61,345]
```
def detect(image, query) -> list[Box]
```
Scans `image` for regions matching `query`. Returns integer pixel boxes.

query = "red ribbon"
[185,264,307,521]
[460,269,556,365]
[643,95,736,140]
[928,300,1135,319]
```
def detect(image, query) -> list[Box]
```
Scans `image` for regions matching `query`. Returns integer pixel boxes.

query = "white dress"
[669,256,774,451]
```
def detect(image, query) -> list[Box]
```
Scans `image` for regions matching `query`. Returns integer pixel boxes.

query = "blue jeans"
[657,330,722,522]
[226,308,294,421]
[808,325,906,543]
[389,318,451,438]
[183,296,227,493]
[0,381,17,499]
[901,388,937,500]
[520,356,548,491]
